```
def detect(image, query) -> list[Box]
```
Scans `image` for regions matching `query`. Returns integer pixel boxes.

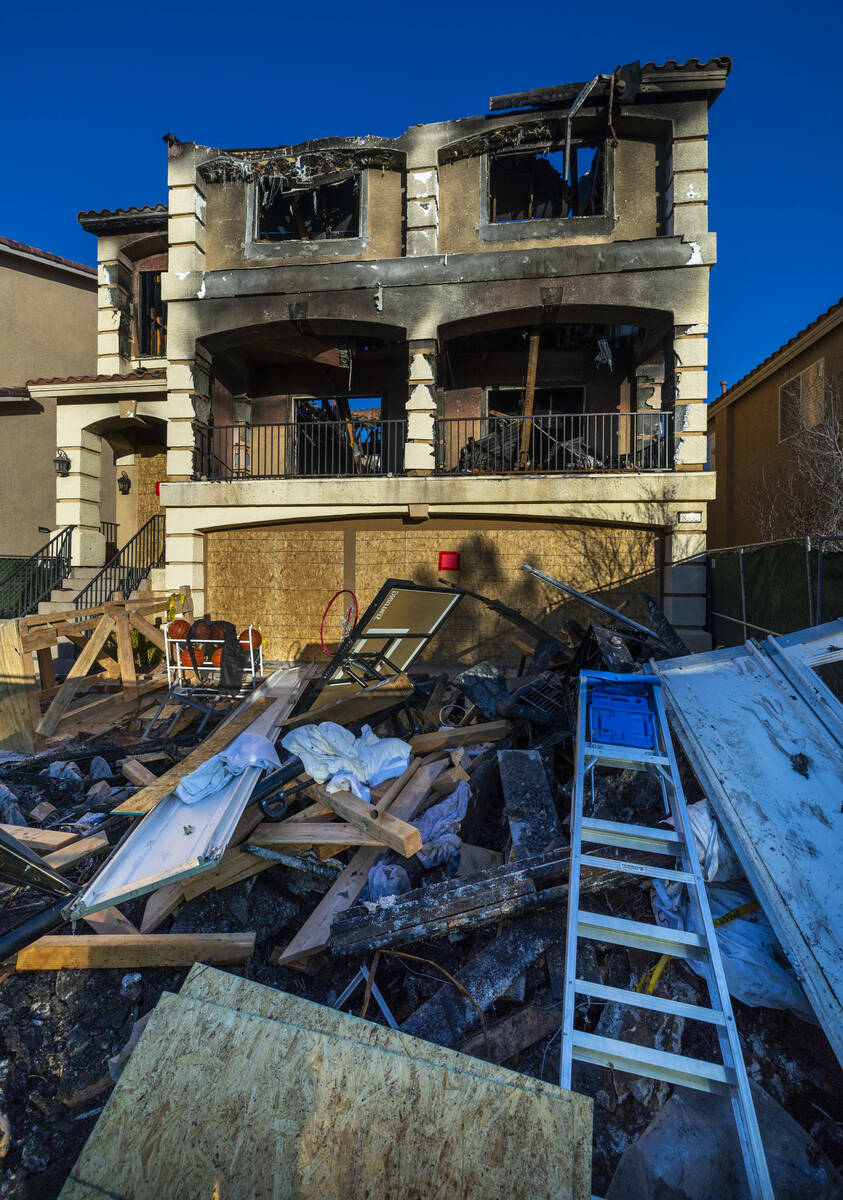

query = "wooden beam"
[121,759,158,787]
[250,822,385,848]
[53,678,165,741]
[409,721,511,753]
[0,825,76,853]
[35,648,55,691]
[0,620,38,753]
[459,1004,563,1064]
[15,932,256,971]
[111,610,137,693]
[372,757,421,816]
[84,907,140,936]
[111,697,275,816]
[312,785,422,857]
[293,673,413,726]
[37,615,116,736]
[518,332,540,470]
[44,833,109,871]
[272,758,448,967]
[127,610,165,652]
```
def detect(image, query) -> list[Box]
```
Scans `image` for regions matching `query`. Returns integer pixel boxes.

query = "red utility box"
[438,551,460,572]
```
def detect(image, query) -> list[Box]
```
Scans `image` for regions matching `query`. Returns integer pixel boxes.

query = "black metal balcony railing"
[198,419,408,480]
[0,527,74,619]
[100,521,119,560]
[195,412,674,481]
[73,515,166,610]
[434,411,674,475]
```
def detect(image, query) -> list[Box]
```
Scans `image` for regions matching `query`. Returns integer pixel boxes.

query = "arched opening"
[436,306,674,474]
[84,414,167,552]
[197,319,408,479]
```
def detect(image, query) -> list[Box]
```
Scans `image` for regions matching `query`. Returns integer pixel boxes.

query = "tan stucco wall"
[0,254,97,385]
[438,138,660,256]
[0,254,97,554]
[203,169,404,271]
[204,517,662,664]
[707,320,843,547]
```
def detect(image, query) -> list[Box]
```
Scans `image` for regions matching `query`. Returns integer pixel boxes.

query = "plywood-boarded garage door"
[205,521,662,665]
[205,525,346,661]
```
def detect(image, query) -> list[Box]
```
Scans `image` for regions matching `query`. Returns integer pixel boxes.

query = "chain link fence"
[705,536,843,648]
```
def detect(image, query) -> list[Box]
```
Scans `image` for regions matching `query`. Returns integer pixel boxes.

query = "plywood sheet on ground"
[60,985,591,1200]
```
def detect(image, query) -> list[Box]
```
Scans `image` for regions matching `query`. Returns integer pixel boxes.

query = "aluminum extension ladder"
[561,670,773,1199]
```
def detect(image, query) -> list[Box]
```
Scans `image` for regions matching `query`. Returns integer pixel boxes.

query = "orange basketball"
[209,622,225,641]
[180,648,204,667]
[193,619,212,640]
[239,628,262,650]
[169,619,190,640]
[210,648,223,667]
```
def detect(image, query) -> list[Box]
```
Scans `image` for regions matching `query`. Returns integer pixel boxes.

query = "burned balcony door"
[489,145,605,223]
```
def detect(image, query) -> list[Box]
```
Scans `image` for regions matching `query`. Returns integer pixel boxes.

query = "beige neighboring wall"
[0,242,97,554]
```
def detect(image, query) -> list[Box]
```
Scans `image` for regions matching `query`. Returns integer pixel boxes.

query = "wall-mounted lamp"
[117,471,132,495]
[53,449,70,477]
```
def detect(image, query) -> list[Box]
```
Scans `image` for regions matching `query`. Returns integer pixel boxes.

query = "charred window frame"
[779,359,825,441]
[138,271,166,357]
[478,139,613,242]
[246,172,370,259]
[257,175,360,242]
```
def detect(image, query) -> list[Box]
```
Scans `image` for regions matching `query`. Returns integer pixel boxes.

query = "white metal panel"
[655,632,843,1065]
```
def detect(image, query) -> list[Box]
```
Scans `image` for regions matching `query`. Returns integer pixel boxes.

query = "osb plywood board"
[206,526,344,661]
[60,990,591,1200]
[207,521,660,665]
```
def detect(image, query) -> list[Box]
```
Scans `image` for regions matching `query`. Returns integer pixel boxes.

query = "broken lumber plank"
[294,672,414,726]
[498,749,561,861]
[111,697,275,816]
[110,609,137,693]
[400,911,562,1047]
[51,678,165,741]
[409,721,511,753]
[0,825,76,853]
[272,758,448,967]
[426,763,471,799]
[15,932,256,971]
[459,1003,563,1064]
[139,882,184,934]
[126,609,166,652]
[250,822,385,847]
[311,785,422,857]
[330,852,574,954]
[36,614,116,736]
[84,907,140,935]
[44,833,109,871]
[121,759,158,787]
[373,756,422,816]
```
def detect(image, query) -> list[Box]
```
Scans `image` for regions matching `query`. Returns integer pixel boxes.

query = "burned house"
[39,58,727,657]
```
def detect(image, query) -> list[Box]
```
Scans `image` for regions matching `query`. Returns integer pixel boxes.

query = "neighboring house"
[708,297,843,548]
[0,237,97,555]
[26,57,729,658]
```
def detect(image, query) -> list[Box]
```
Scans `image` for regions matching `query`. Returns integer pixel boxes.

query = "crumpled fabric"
[175,732,281,805]
[281,722,411,802]
[663,799,744,883]
[651,879,816,1022]
[364,863,412,904]
[413,780,470,868]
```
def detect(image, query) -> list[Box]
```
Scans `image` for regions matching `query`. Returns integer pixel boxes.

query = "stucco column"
[404,342,437,476]
[96,241,132,375]
[54,408,106,567]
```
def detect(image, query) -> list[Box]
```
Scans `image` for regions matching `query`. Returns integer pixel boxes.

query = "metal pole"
[521,562,658,638]
[805,536,815,626]
[817,537,825,626]
[739,548,748,642]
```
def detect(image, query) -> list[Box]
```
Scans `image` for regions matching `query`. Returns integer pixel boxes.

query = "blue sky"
[2,0,840,397]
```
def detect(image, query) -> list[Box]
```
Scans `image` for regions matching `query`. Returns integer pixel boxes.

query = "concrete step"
[67,566,101,582]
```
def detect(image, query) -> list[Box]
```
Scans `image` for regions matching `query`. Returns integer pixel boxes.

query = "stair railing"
[73,515,166,610]
[0,526,74,619]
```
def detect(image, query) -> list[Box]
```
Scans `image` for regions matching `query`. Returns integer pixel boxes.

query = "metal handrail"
[435,411,674,474]
[197,419,408,480]
[73,515,166,610]
[0,526,75,619]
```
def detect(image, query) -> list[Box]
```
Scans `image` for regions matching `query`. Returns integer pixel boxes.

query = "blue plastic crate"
[588,687,656,749]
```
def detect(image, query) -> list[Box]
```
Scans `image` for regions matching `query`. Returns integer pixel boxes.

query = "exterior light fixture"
[53,449,70,477]
[117,471,132,495]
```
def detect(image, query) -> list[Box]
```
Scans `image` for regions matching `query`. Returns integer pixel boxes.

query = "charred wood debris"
[0,580,840,1199]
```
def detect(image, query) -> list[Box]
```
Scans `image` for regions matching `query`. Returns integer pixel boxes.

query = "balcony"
[196,411,674,481]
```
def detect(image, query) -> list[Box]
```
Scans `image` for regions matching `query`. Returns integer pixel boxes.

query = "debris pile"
[0,576,841,1199]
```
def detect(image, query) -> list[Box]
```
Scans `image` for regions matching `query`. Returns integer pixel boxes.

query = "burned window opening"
[258,175,360,241]
[138,270,166,357]
[488,387,586,418]
[489,145,604,223]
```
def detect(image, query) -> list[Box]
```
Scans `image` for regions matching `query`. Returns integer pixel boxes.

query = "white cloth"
[175,732,281,805]
[281,722,411,802]
[413,780,470,867]
[663,799,744,883]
